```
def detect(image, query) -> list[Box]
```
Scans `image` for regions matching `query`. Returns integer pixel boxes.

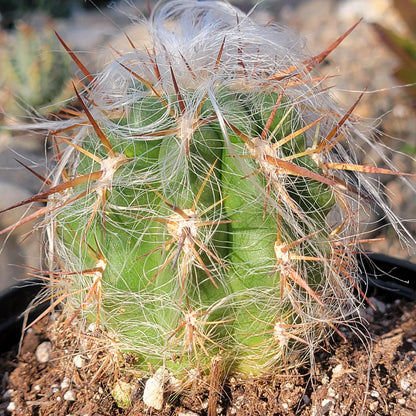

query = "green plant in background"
[0,21,74,121]
[372,0,416,99]
[1,0,414,396]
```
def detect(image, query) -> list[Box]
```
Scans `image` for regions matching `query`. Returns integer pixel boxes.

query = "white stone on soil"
[73,355,85,368]
[332,364,343,376]
[400,378,411,392]
[87,322,99,332]
[370,390,380,398]
[61,377,72,390]
[2,389,13,400]
[63,390,77,401]
[320,398,335,414]
[143,368,169,410]
[7,401,16,412]
[35,341,52,363]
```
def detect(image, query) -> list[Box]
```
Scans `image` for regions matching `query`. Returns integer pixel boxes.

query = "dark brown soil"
[1,296,416,416]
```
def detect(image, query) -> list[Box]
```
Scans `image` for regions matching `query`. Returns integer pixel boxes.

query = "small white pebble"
[329,387,337,398]
[35,341,52,363]
[63,390,77,401]
[52,385,60,394]
[201,399,209,409]
[56,396,62,402]
[61,377,72,390]
[321,398,334,413]
[2,389,13,400]
[332,364,343,375]
[143,368,169,410]
[400,378,412,392]
[177,411,199,416]
[281,403,288,409]
[143,377,164,410]
[7,401,16,412]
[370,390,380,398]
[73,355,85,368]
[87,322,99,332]
[33,385,41,392]
[398,398,406,405]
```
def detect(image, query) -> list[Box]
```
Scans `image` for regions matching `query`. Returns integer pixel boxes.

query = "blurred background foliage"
[372,0,416,102]
[0,0,112,28]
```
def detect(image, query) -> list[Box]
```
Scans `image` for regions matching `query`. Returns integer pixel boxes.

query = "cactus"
[1,0,414,382]
[0,22,74,120]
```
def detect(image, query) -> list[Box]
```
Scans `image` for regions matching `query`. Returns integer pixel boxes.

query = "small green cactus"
[0,22,74,120]
[1,0,414,383]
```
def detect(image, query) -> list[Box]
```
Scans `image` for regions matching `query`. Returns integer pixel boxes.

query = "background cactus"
[0,22,74,121]
[2,0,414,384]
[372,0,416,101]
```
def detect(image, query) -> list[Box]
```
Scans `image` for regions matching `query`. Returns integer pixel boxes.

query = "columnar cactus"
[2,0,414,380]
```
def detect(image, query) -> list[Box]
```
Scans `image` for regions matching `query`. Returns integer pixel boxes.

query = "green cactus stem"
[1,0,415,381]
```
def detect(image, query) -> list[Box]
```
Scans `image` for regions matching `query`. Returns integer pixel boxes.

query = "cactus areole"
[8,0,413,378]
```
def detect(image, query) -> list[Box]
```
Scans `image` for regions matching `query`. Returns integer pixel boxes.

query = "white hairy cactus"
[1,0,414,381]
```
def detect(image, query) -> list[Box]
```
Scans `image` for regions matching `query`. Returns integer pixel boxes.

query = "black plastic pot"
[358,252,416,301]
[0,279,46,354]
[1,253,416,353]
